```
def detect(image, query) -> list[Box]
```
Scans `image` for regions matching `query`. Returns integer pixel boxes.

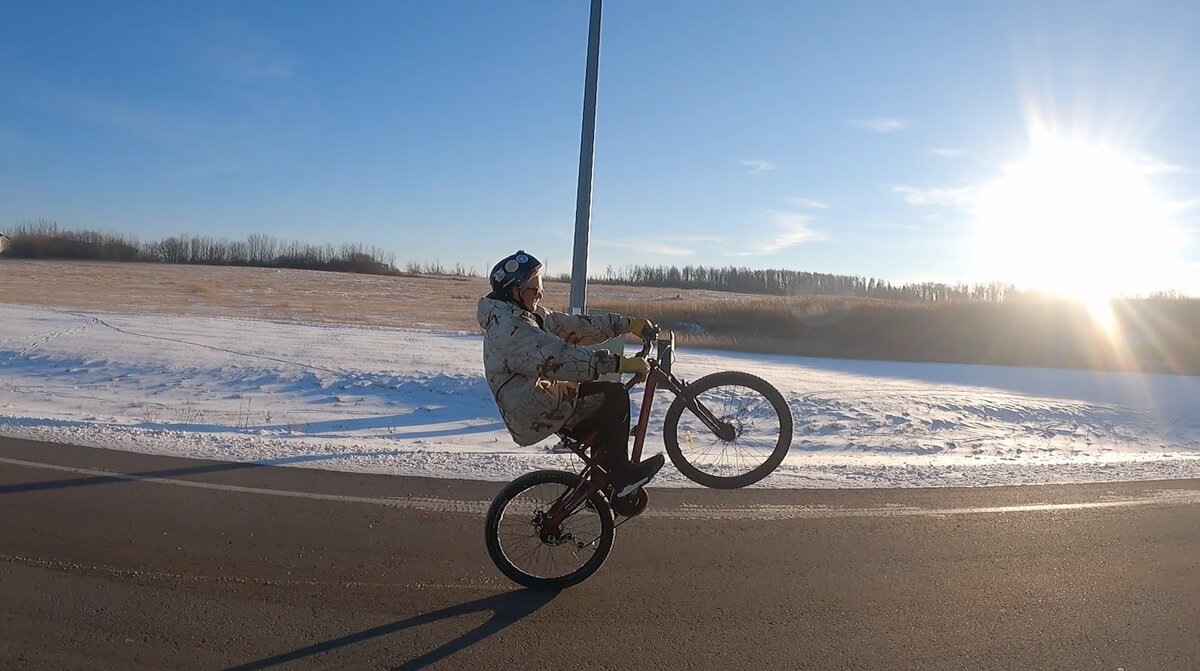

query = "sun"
[971,128,1183,325]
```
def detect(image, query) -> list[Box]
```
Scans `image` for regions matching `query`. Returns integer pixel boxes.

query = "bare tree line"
[403,260,476,276]
[579,264,1016,303]
[3,221,398,276]
[8,222,1182,303]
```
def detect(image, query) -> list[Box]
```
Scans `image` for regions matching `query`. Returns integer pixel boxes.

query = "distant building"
[0,233,9,255]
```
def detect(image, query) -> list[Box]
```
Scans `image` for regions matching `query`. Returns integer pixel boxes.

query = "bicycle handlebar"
[634,325,660,359]
[622,325,662,387]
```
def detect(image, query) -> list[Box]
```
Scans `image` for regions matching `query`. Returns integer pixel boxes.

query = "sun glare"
[972,128,1184,326]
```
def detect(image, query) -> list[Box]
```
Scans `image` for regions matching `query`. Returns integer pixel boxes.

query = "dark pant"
[562,381,631,465]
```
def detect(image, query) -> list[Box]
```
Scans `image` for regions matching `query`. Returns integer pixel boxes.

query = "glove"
[627,317,655,338]
[617,356,650,376]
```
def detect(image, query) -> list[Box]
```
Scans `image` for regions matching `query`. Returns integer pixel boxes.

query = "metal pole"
[569,0,602,315]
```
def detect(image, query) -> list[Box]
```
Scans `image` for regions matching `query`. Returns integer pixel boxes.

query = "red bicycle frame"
[541,368,660,531]
[541,329,707,531]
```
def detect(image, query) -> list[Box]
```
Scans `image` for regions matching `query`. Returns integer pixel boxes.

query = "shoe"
[612,454,665,499]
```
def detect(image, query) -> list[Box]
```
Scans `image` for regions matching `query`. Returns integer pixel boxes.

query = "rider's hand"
[617,356,650,376]
[627,317,655,338]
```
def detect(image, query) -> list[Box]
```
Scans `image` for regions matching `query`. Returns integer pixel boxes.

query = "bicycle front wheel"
[663,371,793,489]
[484,470,614,590]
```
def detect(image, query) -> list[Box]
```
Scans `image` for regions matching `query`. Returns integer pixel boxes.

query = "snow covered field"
[2,303,1198,489]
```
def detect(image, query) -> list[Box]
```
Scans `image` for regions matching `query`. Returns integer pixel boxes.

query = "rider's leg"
[562,381,630,465]
[562,381,663,496]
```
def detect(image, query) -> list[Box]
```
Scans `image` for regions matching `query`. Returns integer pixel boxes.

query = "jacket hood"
[477,295,518,330]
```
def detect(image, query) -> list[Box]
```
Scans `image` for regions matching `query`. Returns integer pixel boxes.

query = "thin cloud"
[726,210,825,256]
[738,159,777,174]
[1165,196,1200,214]
[847,117,908,133]
[36,88,203,145]
[928,147,968,158]
[786,197,831,209]
[877,221,926,232]
[668,234,726,244]
[891,185,974,208]
[1130,152,1185,176]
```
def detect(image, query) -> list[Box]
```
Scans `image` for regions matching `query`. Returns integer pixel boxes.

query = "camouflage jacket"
[477,295,628,446]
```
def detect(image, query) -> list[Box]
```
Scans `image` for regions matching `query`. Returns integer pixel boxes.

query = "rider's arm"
[492,311,621,382]
[537,307,628,347]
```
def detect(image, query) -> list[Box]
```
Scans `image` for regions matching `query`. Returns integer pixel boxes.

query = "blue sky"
[2,0,1198,295]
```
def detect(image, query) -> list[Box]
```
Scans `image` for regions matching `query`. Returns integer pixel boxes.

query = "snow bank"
[2,304,1198,488]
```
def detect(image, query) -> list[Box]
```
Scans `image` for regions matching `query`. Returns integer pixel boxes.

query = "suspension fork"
[653,370,733,441]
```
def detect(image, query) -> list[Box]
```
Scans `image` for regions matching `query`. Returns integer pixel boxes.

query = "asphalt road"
[2,435,1198,670]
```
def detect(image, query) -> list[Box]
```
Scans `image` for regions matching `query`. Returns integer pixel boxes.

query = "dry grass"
[2,259,1196,374]
[594,294,1200,375]
[0,259,772,332]
[182,282,213,295]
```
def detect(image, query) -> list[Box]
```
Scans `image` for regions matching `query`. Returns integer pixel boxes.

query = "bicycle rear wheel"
[663,371,793,489]
[484,470,614,590]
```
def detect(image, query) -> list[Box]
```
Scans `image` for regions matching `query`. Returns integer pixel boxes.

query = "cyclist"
[477,250,665,498]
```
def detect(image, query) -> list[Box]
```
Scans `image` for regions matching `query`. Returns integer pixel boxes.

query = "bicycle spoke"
[675,381,786,478]
[498,532,538,547]
[511,539,545,565]
[494,481,605,581]
[548,544,559,574]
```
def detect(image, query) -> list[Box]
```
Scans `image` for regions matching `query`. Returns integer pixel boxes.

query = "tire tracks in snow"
[47,310,415,396]
[4,312,99,361]
[53,309,345,375]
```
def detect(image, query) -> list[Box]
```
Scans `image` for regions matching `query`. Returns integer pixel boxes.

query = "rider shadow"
[221,588,557,671]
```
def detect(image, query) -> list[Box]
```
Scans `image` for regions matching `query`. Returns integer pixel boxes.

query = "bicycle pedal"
[611,489,649,517]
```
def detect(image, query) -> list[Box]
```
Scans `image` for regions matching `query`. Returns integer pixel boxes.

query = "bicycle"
[484,326,794,590]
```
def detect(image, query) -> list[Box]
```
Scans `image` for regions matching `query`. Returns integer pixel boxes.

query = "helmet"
[489,250,543,295]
